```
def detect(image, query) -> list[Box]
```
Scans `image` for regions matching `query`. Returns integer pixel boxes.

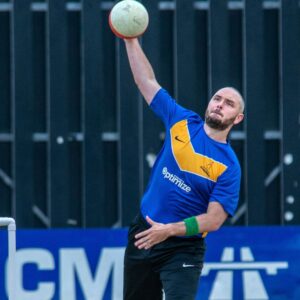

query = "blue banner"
[0,226,299,300]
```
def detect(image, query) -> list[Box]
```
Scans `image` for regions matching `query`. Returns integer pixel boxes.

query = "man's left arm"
[134,202,228,250]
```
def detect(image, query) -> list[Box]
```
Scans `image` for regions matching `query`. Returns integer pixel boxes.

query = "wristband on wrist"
[183,216,199,236]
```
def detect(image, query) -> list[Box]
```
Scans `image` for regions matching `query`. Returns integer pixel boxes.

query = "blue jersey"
[140,88,241,224]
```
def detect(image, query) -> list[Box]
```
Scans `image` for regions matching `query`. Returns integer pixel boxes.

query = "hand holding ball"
[109,0,149,39]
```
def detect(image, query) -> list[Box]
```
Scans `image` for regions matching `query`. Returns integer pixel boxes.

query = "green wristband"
[183,216,199,236]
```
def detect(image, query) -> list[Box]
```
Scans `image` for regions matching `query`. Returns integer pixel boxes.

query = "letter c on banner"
[6,249,55,300]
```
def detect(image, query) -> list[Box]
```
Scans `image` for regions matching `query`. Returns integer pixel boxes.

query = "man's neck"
[203,123,229,143]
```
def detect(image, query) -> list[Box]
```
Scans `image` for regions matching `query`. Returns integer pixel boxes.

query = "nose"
[216,101,223,109]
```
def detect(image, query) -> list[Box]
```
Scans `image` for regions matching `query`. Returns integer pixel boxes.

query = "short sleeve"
[209,163,241,217]
[150,88,192,128]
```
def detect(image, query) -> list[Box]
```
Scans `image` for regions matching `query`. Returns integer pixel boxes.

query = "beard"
[205,109,236,131]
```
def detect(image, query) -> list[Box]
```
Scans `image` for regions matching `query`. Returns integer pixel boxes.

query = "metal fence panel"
[0,0,299,227]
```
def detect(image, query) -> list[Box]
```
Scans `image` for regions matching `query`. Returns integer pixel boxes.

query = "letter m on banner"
[60,247,125,300]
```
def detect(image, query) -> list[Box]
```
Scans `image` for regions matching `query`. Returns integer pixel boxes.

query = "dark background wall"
[0,0,299,228]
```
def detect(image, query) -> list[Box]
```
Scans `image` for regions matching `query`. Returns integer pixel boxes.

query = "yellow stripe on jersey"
[170,120,228,182]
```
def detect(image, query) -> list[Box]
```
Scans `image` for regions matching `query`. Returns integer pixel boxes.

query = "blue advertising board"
[0,226,299,300]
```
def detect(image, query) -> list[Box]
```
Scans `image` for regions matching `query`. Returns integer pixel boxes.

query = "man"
[123,38,244,300]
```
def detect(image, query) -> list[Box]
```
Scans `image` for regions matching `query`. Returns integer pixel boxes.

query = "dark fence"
[0,0,299,228]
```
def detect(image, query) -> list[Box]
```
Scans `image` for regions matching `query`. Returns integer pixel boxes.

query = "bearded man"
[123,38,244,300]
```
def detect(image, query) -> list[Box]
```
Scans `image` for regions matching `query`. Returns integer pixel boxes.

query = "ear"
[233,113,244,125]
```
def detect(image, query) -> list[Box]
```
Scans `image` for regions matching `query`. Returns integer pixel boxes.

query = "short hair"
[225,87,245,113]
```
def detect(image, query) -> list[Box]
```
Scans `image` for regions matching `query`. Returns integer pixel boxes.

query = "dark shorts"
[124,213,206,300]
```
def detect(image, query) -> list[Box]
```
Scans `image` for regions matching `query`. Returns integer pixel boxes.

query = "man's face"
[205,88,244,131]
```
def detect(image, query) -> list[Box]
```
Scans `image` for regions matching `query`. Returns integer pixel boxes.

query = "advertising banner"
[0,226,299,300]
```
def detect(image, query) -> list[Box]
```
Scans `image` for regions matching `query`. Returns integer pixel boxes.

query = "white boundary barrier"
[0,218,16,300]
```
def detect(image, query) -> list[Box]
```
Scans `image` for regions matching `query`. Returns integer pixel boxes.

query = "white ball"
[109,0,149,38]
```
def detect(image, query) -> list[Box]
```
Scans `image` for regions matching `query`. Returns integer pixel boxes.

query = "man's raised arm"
[124,38,161,105]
